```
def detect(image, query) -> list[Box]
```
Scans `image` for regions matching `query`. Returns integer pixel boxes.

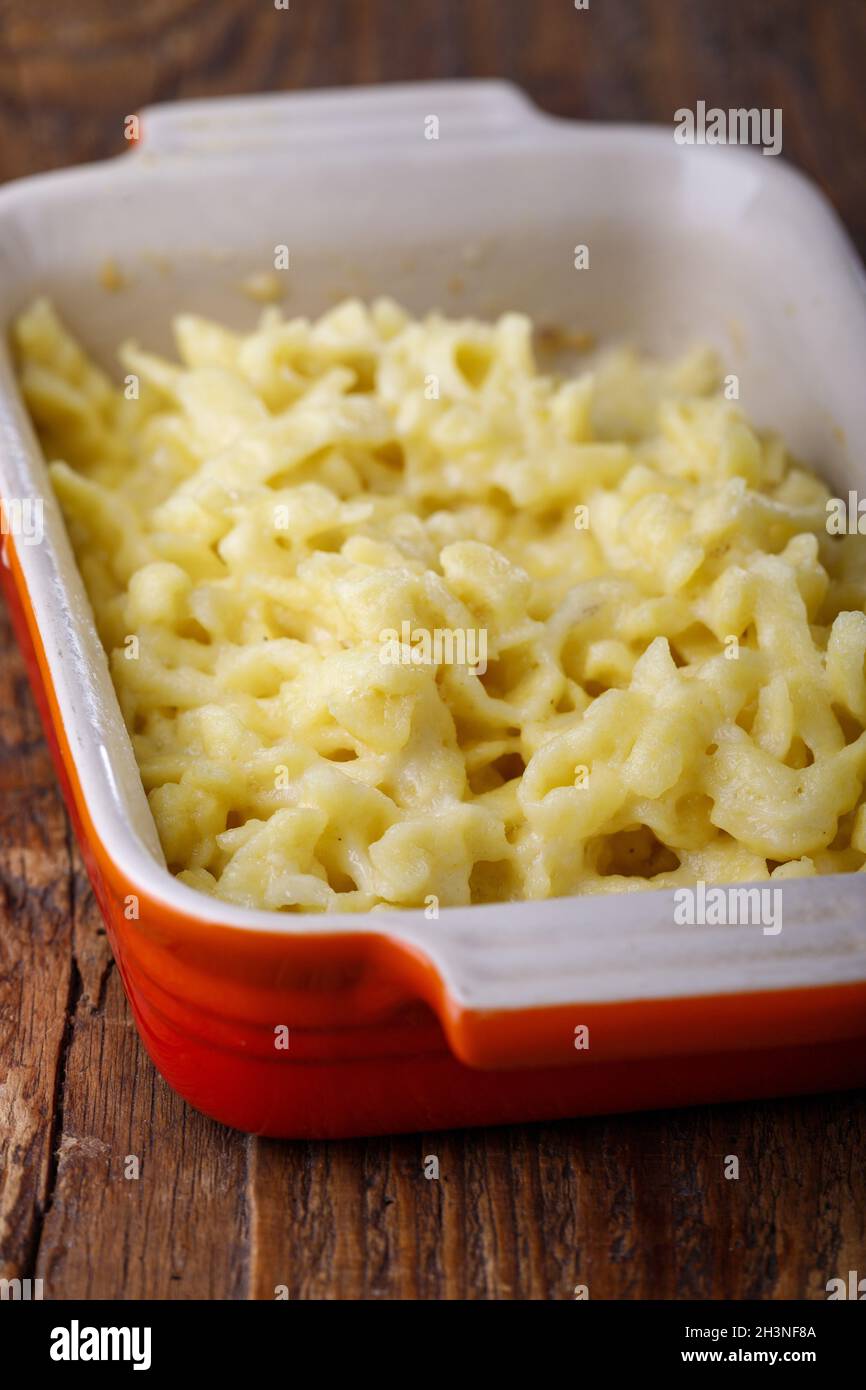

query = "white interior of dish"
[1,81,865,1009]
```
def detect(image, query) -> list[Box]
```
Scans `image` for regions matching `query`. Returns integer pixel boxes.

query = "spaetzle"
[13,297,866,912]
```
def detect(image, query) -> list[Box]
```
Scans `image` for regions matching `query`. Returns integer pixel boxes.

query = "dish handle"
[136,80,548,158]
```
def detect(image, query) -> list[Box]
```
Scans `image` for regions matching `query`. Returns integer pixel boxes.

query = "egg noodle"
[13,298,866,912]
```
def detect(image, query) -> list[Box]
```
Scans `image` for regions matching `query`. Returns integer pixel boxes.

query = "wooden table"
[1,0,864,1300]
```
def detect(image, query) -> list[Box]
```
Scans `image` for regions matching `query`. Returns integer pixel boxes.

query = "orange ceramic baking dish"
[1,83,865,1136]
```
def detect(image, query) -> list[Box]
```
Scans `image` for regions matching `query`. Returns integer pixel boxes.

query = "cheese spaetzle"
[13,297,866,912]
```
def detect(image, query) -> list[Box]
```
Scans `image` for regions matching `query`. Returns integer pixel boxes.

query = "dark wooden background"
[1,0,864,1301]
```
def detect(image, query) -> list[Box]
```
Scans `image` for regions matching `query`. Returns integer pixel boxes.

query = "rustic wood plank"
[0,597,249,1300]
[246,1093,866,1299]
[32,860,250,1300]
[0,601,74,1284]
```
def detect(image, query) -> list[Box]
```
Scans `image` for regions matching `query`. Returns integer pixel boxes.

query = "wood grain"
[0,609,73,1285]
[1,0,864,1300]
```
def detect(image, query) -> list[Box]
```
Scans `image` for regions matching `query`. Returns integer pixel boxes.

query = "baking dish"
[1,80,865,1137]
